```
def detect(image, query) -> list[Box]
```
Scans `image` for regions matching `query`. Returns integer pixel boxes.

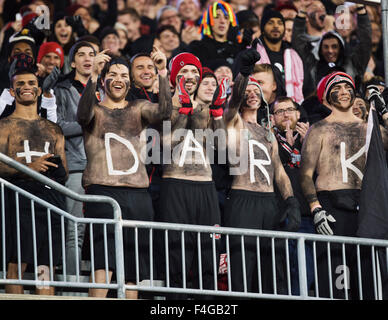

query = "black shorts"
[158,178,221,289]
[223,189,286,293]
[84,184,154,282]
[5,180,65,266]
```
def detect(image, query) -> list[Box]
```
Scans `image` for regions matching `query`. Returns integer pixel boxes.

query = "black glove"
[312,207,336,235]
[242,28,254,47]
[8,59,17,82]
[25,16,47,46]
[282,196,301,232]
[367,85,388,117]
[42,67,60,92]
[65,15,88,37]
[239,39,261,77]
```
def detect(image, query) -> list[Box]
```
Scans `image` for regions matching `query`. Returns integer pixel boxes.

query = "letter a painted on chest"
[105,132,139,175]
[340,142,365,183]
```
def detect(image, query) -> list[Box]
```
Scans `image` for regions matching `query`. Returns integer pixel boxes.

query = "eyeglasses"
[273,107,297,116]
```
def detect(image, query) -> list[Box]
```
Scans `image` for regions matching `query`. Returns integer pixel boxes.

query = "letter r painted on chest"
[340,142,365,183]
[249,140,271,185]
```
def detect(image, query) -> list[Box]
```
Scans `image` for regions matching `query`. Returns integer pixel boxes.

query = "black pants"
[158,178,221,294]
[84,185,154,282]
[316,189,376,300]
[223,189,287,294]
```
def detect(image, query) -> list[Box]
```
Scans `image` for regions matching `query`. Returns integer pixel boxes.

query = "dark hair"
[271,96,299,114]
[118,8,140,21]
[10,69,38,88]
[101,56,131,80]
[156,25,179,39]
[77,35,101,48]
[69,41,96,62]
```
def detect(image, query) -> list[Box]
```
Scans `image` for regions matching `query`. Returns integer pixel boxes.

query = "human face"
[41,52,61,74]
[159,30,179,52]
[263,17,285,44]
[321,37,340,63]
[252,71,276,104]
[328,82,355,110]
[159,9,182,32]
[283,19,293,43]
[55,19,73,46]
[272,100,300,131]
[11,73,41,106]
[307,0,326,31]
[178,0,199,21]
[74,7,92,30]
[244,84,262,109]
[71,46,95,77]
[117,14,140,42]
[10,42,34,62]
[212,9,230,41]
[196,76,217,104]
[102,34,120,56]
[371,22,382,46]
[131,56,156,90]
[103,64,130,102]
[96,0,108,11]
[116,29,128,50]
[214,66,233,85]
[76,0,92,7]
[352,97,367,120]
[176,65,200,95]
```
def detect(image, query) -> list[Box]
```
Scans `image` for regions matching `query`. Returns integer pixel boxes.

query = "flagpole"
[382,0,388,85]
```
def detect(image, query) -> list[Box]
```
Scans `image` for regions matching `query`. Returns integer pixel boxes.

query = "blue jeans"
[289,216,315,296]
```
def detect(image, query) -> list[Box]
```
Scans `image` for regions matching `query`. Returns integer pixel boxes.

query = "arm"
[223,73,248,125]
[291,14,313,61]
[0,89,14,116]
[54,130,69,181]
[41,89,57,123]
[272,138,294,200]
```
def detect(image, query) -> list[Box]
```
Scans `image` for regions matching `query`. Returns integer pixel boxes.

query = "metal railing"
[1,151,388,300]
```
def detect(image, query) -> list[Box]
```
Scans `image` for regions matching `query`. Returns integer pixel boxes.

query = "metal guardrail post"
[297,237,308,299]
[114,205,126,299]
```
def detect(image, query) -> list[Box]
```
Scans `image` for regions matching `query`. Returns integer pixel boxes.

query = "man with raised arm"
[77,46,172,299]
[0,68,68,296]
[158,52,228,298]
[223,47,301,294]
[300,71,388,299]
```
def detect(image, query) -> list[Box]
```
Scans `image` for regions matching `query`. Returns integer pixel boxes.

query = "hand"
[92,49,111,77]
[181,25,201,45]
[313,207,336,235]
[65,15,87,36]
[35,63,47,78]
[239,40,261,77]
[295,121,310,142]
[283,196,301,232]
[367,85,388,117]
[285,121,295,146]
[150,46,167,71]
[42,66,60,93]
[210,78,230,118]
[27,154,58,173]
[177,76,193,115]
[242,28,254,47]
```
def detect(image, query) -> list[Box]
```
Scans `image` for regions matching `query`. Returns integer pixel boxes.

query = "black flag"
[357,107,388,239]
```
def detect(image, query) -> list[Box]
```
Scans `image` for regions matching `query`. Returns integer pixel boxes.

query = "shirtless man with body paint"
[0,69,68,296]
[300,71,388,299]
[77,47,172,299]
[222,47,301,294]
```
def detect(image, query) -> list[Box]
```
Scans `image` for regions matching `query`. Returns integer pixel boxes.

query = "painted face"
[307,0,326,31]
[321,37,340,63]
[263,17,285,43]
[103,63,130,102]
[272,101,300,131]
[131,56,156,90]
[352,97,367,120]
[11,73,41,106]
[40,52,61,74]
[243,84,262,109]
[71,46,95,77]
[212,9,230,40]
[54,19,73,46]
[176,64,200,95]
[328,82,355,110]
[196,76,217,104]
